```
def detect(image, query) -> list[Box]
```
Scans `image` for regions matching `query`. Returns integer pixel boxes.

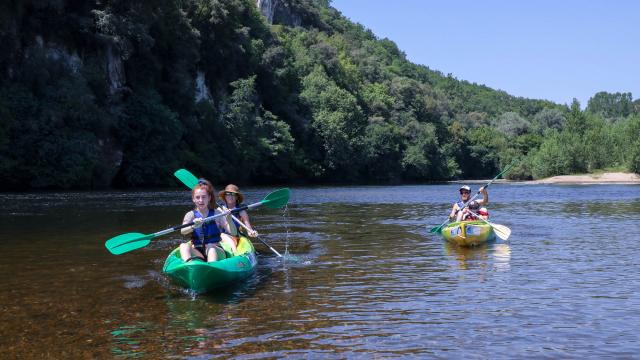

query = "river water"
[1,184,639,358]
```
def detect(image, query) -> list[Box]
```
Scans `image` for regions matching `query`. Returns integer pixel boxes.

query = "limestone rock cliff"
[256,0,304,27]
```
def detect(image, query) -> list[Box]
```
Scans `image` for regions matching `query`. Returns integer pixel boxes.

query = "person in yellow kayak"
[179,179,233,262]
[449,185,489,222]
[218,184,259,253]
[458,200,490,221]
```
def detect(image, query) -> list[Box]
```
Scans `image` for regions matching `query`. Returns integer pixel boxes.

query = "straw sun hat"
[218,184,244,204]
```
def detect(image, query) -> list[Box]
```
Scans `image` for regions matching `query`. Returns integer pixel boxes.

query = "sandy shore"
[529,172,640,184]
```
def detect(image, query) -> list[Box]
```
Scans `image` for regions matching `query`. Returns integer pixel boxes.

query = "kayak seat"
[219,236,256,257]
[186,256,205,262]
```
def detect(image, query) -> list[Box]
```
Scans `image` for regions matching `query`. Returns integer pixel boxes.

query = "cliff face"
[272,0,303,27]
[257,0,277,24]
[256,0,319,28]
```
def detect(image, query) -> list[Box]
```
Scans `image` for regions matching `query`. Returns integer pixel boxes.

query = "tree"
[493,112,530,137]
[532,108,566,133]
[362,118,403,181]
[299,66,364,179]
[530,131,573,178]
[586,91,634,119]
[114,90,183,187]
[223,76,295,182]
[401,121,441,180]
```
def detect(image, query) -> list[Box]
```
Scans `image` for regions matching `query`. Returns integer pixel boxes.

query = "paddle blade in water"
[105,232,153,255]
[174,169,199,189]
[429,225,444,233]
[261,188,290,209]
[491,223,511,241]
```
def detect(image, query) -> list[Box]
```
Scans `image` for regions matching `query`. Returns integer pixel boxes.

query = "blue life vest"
[456,200,465,209]
[191,209,221,246]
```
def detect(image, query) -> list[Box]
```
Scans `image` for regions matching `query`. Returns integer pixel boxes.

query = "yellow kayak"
[440,220,496,246]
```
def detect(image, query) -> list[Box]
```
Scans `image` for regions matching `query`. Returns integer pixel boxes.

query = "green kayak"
[162,237,257,293]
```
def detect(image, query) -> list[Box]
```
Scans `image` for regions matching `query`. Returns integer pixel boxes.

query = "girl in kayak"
[218,184,259,253]
[459,201,489,221]
[450,185,489,221]
[477,207,489,220]
[179,179,232,262]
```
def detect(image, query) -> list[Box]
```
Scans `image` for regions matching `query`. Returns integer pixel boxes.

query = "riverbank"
[530,172,640,184]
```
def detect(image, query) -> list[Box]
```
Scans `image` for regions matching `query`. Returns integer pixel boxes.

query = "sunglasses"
[460,191,470,194]
[224,192,237,196]
[197,179,207,185]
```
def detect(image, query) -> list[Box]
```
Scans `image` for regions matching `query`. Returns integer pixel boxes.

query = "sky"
[331,0,639,107]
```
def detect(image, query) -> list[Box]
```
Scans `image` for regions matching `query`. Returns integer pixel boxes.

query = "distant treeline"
[1,0,639,190]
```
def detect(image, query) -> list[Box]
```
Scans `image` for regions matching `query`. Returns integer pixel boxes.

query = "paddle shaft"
[459,161,517,211]
[431,160,517,233]
[464,209,511,240]
[221,204,283,257]
[110,208,237,249]
[142,209,238,241]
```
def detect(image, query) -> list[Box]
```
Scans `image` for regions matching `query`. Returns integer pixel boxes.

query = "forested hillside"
[1,0,638,190]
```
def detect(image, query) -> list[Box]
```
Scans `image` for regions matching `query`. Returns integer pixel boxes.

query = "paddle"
[429,159,517,234]
[174,168,285,257]
[464,209,512,241]
[174,168,199,189]
[223,206,283,257]
[105,187,290,255]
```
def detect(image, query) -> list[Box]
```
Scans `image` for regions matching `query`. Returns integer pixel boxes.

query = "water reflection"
[492,243,511,272]
[163,297,222,356]
[1,185,639,358]
[443,242,490,270]
[443,242,511,272]
[109,323,148,358]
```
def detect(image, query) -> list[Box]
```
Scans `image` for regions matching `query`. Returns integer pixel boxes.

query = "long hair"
[192,179,217,209]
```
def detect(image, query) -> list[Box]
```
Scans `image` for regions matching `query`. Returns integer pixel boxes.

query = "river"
[1,184,639,358]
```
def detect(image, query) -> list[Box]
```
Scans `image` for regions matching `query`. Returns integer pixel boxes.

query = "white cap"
[459,185,471,192]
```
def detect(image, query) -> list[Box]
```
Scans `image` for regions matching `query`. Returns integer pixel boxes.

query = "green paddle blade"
[260,188,290,209]
[174,169,199,189]
[105,232,153,255]
[429,224,444,233]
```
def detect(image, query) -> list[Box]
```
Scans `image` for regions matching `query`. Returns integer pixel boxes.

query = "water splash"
[278,204,304,263]
[119,275,147,289]
[282,204,291,258]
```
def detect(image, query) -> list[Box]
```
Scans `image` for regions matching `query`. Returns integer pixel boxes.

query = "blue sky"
[331,0,639,107]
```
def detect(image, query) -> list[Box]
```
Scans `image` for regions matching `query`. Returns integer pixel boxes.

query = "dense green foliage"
[0,0,638,190]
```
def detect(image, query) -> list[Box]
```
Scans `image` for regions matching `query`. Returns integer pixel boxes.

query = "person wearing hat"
[449,185,489,221]
[218,184,259,252]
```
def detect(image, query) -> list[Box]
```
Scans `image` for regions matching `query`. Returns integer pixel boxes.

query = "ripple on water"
[2,185,640,358]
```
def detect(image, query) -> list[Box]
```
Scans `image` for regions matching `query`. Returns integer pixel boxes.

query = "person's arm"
[478,186,489,205]
[239,210,258,237]
[449,204,459,220]
[215,207,233,234]
[180,211,202,236]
